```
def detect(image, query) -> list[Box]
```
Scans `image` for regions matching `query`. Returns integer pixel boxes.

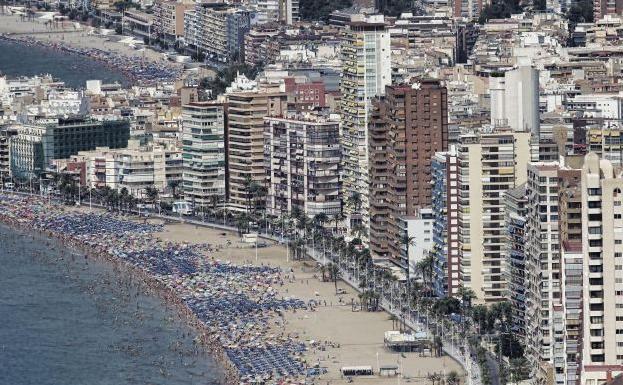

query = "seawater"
[0,38,129,88]
[0,224,225,385]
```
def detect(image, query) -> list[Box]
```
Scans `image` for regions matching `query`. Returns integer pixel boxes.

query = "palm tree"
[313,212,328,231]
[416,254,435,295]
[319,264,327,282]
[433,335,443,357]
[332,212,345,233]
[389,314,399,330]
[328,262,340,293]
[446,370,460,385]
[348,191,362,211]
[168,179,180,198]
[144,186,159,204]
[404,234,416,295]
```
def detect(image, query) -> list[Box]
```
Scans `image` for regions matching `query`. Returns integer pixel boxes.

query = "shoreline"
[0,199,241,384]
[0,14,183,85]
[0,194,465,385]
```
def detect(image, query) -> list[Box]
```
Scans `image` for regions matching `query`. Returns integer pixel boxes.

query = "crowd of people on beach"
[0,194,317,385]
[0,34,182,84]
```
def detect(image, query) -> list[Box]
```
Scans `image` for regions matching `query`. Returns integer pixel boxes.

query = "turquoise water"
[0,38,129,88]
[0,224,225,385]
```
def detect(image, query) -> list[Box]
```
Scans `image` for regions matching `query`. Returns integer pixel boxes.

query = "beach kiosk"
[340,366,374,376]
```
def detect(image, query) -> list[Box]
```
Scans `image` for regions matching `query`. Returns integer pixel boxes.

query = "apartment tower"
[431,146,460,297]
[580,153,623,385]
[368,79,448,269]
[225,90,287,212]
[457,129,531,303]
[181,102,227,209]
[340,14,391,236]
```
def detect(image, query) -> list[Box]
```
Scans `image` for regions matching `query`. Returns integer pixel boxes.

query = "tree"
[144,187,158,203]
[332,212,345,233]
[313,212,328,230]
[478,0,522,24]
[377,0,417,17]
[446,370,460,385]
[509,357,531,382]
[496,333,524,359]
[348,191,362,211]
[299,0,352,22]
[168,179,180,198]
[200,63,264,98]
[416,254,435,294]
[567,0,593,24]
[328,262,341,293]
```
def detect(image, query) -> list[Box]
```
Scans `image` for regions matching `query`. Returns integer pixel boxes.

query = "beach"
[0,194,464,385]
[158,222,464,384]
[0,14,186,84]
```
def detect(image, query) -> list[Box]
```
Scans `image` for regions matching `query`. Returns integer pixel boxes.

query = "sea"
[0,224,225,385]
[0,38,129,88]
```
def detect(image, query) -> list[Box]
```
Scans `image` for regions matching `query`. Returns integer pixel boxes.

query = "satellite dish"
[411,82,421,90]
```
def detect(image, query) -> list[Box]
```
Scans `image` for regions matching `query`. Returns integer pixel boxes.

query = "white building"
[399,208,434,279]
[264,112,341,218]
[489,66,540,136]
[181,102,226,209]
[340,14,391,235]
[457,129,532,303]
[580,153,623,385]
[79,139,182,196]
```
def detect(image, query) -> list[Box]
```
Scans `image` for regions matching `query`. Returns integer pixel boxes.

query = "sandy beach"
[0,192,465,384]
[0,13,171,64]
[156,222,465,384]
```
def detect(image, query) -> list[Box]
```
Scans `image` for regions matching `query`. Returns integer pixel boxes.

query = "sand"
[0,14,177,65]
[155,221,465,384]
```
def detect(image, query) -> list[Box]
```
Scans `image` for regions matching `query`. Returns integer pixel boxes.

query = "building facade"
[226,90,287,211]
[340,14,391,235]
[431,147,460,298]
[10,118,130,179]
[181,102,227,210]
[457,130,531,303]
[264,113,341,218]
[368,79,448,269]
[580,153,623,385]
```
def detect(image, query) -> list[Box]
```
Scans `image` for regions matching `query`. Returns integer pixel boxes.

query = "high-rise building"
[153,0,194,45]
[587,127,623,166]
[431,146,461,298]
[457,129,531,303]
[489,66,540,136]
[264,113,341,219]
[340,14,391,235]
[368,79,448,269]
[524,162,565,384]
[503,183,527,334]
[226,90,287,212]
[559,164,584,385]
[0,125,17,181]
[256,0,299,24]
[452,0,488,20]
[580,153,623,385]
[184,3,251,63]
[181,102,227,210]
